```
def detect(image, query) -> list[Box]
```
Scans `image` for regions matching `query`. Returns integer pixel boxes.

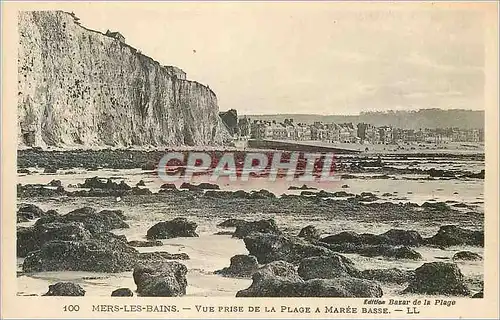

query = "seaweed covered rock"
[320,231,385,246]
[43,282,85,296]
[179,182,218,191]
[381,229,423,246]
[111,288,134,297]
[35,207,129,234]
[79,177,131,190]
[248,189,276,199]
[233,219,281,239]
[320,229,423,247]
[23,233,139,273]
[217,219,248,228]
[146,218,198,239]
[133,261,188,297]
[236,261,303,297]
[237,261,382,298]
[17,222,92,257]
[403,262,470,296]
[160,183,177,190]
[215,255,259,278]
[452,251,483,261]
[426,225,484,247]
[298,255,359,280]
[243,233,334,264]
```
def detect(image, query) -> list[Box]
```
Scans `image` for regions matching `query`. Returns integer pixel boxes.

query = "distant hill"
[243,109,484,129]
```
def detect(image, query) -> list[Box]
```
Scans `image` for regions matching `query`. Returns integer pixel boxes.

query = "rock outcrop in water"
[18,11,229,148]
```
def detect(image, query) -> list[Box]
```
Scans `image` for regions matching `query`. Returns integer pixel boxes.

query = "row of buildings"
[234,118,484,144]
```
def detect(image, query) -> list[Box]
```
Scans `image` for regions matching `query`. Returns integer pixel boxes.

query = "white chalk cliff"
[18,11,230,148]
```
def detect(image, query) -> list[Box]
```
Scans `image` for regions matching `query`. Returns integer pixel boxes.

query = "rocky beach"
[16,149,484,298]
[14,7,487,301]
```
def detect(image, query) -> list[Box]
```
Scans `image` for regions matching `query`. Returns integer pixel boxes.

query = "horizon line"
[239,108,485,117]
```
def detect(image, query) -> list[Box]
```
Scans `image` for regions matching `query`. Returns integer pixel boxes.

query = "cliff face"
[18,11,230,148]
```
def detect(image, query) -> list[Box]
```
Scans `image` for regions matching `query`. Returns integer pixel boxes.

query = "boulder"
[43,167,58,174]
[35,207,129,234]
[381,229,424,246]
[23,233,139,273]
[146,218,198,239]
[356,192,380,202]
[79,177,131,190]
[133,261,188,297]
[136,180,146,187]
[111,288,134,297]
[233,219,281,239]
[421,201,449,211]
[215,255,259,278]
[360,268,414,284]
[128,240,163,247]
[316,190,334,198]
[217,219,248,228]
[35,222,92,243]
[332,191,353,197]
[321,229,423,247]
[248,189,276,199]
[298,255,359,280]
[43,282,85,296]
[403,262,470,296]
[243,233,334,264]
[297,225,321,241]
[48,179,62,187]
[160,183,177,189]
[232,190,251,198]
[197,182,220,190]
[288,185,316,190]
[452,251,483,261]
[426,225,484,247]
[17,222,92,257]
[237,261,382,298]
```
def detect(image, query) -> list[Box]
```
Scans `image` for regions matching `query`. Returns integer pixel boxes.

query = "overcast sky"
[68,3,486,115]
